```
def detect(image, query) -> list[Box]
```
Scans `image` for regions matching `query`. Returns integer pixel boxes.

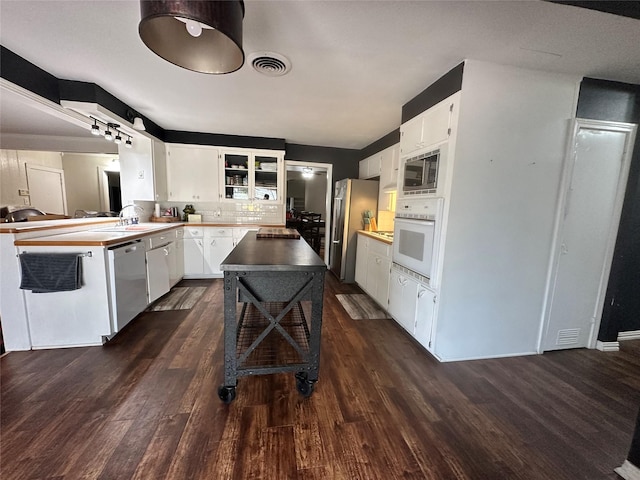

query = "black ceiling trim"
[0,45,60,104]
[402,62,464,124]
[547,1,640,20]
[285,143,360,181]
[164,130,285,151]
[360,128,401,160]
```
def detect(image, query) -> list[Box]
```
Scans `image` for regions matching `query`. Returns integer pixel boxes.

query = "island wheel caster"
[295,372,315,398]
[218,385,236,404]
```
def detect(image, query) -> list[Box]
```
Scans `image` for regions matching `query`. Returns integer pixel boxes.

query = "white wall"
[0,149,63,208]
[61,153,118,215]
[434,60,580,361]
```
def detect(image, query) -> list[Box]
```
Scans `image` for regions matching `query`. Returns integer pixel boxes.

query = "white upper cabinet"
[400,97,454,156]
[221,149,284,203]
[119,137,167,203]
[359,153,382,179]
[166,144,220,202]
[379,143,400,191]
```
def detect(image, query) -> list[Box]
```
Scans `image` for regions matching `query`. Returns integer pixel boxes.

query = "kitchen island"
[219,230,326,403]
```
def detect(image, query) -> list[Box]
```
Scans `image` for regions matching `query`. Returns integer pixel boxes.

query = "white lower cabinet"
[183,227,205,277]
[414,285,436,349]
[183,226,257,278]
[388,269,419,334]
[366,250,391,308]
[388,266,437,350]
[355,233,392,308]
[147,243,171,303]
[172,228,184,286]
[205,228,234,276]
[354,235,369,286]
[145,232,174,303]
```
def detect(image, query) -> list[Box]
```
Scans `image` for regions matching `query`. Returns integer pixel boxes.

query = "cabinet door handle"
[375,257,381,264]
[211,239,217,246]
[163,248,169,256]
[418,289,426,298]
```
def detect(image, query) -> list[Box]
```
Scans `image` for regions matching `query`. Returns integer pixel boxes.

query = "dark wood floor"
[2,274,639,479]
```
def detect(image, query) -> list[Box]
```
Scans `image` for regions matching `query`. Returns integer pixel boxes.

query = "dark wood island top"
[221,231,326,272]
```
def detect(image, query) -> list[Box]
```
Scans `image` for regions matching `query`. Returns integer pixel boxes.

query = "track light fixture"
[89,117,132,147]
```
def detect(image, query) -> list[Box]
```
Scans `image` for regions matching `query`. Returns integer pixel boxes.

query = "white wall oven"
[400,144,446,198]
[393,197,442,282]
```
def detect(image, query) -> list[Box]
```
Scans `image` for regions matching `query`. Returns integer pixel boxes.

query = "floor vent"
[249,52,291,77]
[557,328,580,345]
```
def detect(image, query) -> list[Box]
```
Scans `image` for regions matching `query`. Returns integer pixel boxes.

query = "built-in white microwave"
[400,145,445,197]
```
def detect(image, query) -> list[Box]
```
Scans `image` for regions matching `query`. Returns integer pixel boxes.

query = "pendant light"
[138,0,245,74]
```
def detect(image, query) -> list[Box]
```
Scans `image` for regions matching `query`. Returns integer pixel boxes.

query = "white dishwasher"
[108,239,148,333]
[146,233,172,304]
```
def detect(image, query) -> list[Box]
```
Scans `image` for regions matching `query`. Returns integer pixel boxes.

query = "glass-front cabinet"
[221,149,283,203]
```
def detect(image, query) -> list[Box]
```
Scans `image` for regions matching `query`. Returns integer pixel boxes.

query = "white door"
[26,164,67,214]
[542,119,636,351]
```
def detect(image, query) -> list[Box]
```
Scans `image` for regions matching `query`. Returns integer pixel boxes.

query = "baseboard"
[596,340,620,352]
[615,460,640,480]
[619,330,640,341]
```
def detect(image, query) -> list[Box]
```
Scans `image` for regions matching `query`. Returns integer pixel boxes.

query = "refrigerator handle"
[332,198,342,243]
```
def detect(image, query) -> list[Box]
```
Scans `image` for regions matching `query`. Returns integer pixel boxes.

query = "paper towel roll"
[154,203,160,218]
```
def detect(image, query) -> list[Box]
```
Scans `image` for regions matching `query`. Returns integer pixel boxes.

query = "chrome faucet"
[118,204,144,225]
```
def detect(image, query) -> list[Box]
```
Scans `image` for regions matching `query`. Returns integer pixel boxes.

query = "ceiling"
[1,1,639,151]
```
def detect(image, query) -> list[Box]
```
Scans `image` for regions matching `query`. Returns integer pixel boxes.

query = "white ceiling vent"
[249,52,291,77]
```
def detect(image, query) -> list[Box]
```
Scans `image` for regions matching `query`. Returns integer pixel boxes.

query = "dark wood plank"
[1,276,638,480]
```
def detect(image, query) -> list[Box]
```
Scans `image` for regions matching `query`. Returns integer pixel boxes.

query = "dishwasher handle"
[108,239,143,253]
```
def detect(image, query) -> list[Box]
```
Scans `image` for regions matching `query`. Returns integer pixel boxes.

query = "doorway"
[285,161,333,265]
[26,164,67,214]
[540,119,637,351]
[98,165,121,214]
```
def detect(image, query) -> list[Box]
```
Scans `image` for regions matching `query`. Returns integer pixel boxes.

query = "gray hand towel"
[19,253,83,293]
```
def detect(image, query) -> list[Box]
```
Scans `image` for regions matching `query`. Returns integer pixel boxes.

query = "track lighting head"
[114,133,122,144]
[125,136,133,148]
[91,118,100,135]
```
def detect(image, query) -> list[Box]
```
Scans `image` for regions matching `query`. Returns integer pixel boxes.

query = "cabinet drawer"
[148,232,172,249]
[206,228,232,238]
[369,237,391,257]
[184,227,204,239]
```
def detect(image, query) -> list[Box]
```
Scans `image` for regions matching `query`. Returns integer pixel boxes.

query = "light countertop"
[12,222,286,247]
[358,230,393,245]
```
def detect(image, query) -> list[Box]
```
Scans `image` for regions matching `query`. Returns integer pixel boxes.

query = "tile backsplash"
[135,200,285,224]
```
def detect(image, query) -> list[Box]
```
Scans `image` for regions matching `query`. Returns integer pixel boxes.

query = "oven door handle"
[394,217,435,226]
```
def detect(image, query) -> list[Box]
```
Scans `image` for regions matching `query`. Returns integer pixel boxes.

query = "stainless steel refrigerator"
[330,178,379,282]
